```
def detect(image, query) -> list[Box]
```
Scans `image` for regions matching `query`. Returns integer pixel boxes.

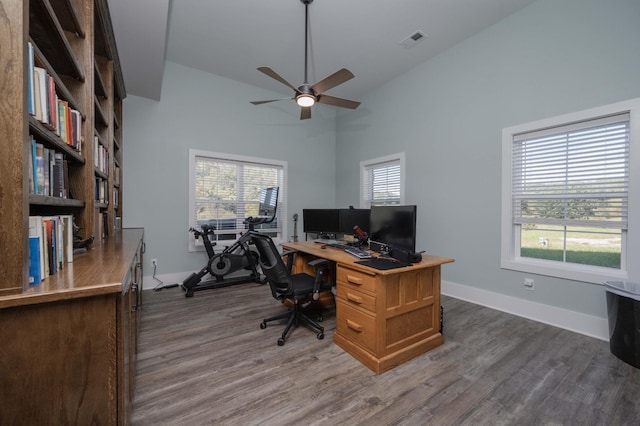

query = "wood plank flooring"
[132,283,640,425]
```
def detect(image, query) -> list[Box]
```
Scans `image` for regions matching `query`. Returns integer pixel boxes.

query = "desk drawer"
[336,302,376,353]
[337,266,377,294]
[336,286,376,314]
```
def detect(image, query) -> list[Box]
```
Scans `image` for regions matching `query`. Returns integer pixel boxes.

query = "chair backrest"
[250,232,293,299]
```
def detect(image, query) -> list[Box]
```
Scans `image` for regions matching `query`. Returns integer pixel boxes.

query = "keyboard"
[320,242,373,259]
[343,247,373,259]
[314,239,339,245]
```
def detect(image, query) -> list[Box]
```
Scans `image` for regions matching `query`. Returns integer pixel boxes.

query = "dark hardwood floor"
[132,283,640,425]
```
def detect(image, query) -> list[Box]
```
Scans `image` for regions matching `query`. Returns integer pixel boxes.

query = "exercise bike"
[181,187,279,297]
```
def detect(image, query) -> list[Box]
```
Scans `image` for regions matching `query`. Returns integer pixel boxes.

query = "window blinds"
[362,159,401,207]
[512,113,629,229]
[194,155,283,234]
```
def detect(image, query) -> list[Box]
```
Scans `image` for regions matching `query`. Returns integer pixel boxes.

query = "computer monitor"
[339,208,370,234]
[302,209,340,234]
[369,205,417,252]
[257,187,279,219]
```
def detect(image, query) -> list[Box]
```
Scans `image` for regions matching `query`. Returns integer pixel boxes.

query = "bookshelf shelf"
[49,0,85,37]
[29,0,84,81]
[93,59,107,98]
[94,95,108,127]
[29,194,85,207]
[29,117,85,163]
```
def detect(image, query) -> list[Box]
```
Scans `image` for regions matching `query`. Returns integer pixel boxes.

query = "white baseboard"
[141,273,609,341]
[442,280,609,341]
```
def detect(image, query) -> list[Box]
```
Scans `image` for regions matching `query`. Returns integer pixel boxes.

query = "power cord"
[151,260,179,291]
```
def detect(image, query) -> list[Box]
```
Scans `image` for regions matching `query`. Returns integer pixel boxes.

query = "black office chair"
[250,231,333,346]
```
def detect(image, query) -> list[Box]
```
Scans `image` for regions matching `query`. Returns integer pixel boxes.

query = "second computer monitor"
[302,209,340,234]
[339,208,370,234]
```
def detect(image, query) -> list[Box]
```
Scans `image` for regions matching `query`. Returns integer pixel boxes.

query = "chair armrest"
[281,250,299,272]
[308,258,331,300]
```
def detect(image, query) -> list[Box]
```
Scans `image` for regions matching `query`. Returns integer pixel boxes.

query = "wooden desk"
[281,241,454,374]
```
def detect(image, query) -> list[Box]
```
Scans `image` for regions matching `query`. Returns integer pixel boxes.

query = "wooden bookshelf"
[0,0,128,293]
[0,0,138,423]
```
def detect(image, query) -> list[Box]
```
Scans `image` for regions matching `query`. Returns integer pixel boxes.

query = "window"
[360,153,405,208]
[502,99,639,283]
[189,149,286,251]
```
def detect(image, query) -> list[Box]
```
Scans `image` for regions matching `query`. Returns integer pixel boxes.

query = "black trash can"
[604,281,640,368]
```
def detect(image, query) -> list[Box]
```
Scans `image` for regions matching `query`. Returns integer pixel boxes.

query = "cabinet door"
[0,296,118,424]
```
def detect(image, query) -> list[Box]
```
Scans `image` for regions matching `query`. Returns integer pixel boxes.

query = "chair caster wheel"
[317,332,324,340]
[260,322,267,329]
[277,338,285,346]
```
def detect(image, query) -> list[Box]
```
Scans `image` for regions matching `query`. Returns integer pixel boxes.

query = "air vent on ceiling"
[399,31,427,49]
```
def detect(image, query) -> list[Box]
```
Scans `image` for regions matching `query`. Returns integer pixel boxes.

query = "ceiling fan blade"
[311,68,355,95]
[300,107,311,120]
[317,94,361,110]
[257,67,298,92]
[250,98,293,105]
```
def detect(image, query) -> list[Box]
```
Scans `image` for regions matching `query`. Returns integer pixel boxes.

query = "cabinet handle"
[346,319,363,332]
[346,293,363,304]
[131,283,139,312]
[346,275,363,285]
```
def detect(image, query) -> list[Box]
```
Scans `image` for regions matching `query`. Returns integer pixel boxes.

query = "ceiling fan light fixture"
[296,94,315,107]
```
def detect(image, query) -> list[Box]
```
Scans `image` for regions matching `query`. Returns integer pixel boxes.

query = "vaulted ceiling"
[108,0,536,102]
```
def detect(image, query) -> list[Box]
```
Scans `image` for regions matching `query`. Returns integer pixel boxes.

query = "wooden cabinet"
[334,262,447,374]
[0,228,144,425]
[281,242,454,374]
[0,0,126,295]
[0,1,132,419]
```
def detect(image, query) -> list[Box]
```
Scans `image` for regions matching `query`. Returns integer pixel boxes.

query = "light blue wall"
[123,62,337,276]
[335,0,640,318]
[123,0,640,322]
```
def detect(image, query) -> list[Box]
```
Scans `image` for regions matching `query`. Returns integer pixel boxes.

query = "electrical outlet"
[152,258,158,267]
[524,278,535,291]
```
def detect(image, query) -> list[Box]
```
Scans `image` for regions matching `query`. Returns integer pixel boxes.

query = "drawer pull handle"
[347,319,363,332]
[346,275,363,285]
[347,293,363,304]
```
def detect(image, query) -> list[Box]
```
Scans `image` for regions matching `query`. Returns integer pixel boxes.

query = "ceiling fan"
[251,0,361,120]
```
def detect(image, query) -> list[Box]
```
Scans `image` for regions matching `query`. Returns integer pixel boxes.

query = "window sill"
[500,258,627,285]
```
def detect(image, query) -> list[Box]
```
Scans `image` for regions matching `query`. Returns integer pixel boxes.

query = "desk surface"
[282,241,454,274]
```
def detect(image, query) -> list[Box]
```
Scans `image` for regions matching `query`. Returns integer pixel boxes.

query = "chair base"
[260,305,324,346]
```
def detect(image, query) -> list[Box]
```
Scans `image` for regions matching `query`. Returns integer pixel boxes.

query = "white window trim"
[501,98,640,284]
[188,149,287,252]
[359,152,406,208]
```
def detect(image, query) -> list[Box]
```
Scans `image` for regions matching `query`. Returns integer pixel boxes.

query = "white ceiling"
[108,0,537,102]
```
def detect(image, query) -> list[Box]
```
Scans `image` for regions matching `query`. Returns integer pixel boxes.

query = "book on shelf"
[34,141,45,195]
[43,218,56,275]
[53,152,65,198]
[43,146,50,196]
[57,100,68,144]
[27,42,35,116]
[29,236,41,285]
[28,138,35,194]
[33,67,48,124]
[30,139,69,198]
[29,215,75,280]
[30,66,82,151]
[71,109,81,151]
[95,177,108,204]
[29,216,45,280]
[47,75,56,131]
